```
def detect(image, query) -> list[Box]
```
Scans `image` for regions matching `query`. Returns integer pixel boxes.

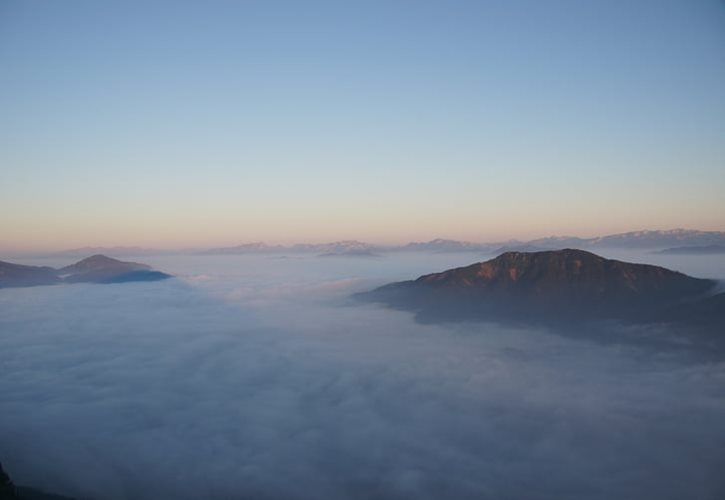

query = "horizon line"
[3,227,725,256]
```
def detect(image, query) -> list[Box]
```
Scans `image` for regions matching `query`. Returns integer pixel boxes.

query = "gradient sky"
[1,0,724,251]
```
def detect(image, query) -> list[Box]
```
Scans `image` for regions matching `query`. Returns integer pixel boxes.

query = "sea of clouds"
[1,252,725,500]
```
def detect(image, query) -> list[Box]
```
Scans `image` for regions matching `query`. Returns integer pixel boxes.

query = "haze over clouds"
[2,253,725,499]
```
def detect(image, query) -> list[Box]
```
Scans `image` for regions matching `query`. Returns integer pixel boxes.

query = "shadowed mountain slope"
[1,461,78,500]
[0,262,60,288]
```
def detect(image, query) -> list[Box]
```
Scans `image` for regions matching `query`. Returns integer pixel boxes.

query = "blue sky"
[1,0,724,250]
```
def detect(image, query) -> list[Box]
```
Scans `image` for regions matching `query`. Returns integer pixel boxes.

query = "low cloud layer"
[1,253,725,499]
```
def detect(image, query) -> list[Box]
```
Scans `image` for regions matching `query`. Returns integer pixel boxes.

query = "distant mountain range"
[16,229,725,258]
[586,229,725,249]
[396,239,491,253]
[356,249,723,330]
[491,244,547,254]
[0,255,171,288]
[525,229,725,250]
[199,240,381,256]
[198,229,725,255]
[198,242,287,255]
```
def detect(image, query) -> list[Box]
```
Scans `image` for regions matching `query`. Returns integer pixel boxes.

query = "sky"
[1,0,724,251]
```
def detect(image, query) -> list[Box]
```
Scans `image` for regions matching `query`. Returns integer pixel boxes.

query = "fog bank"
[1,253,725,499]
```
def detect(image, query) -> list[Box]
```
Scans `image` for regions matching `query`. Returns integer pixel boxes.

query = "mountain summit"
[357,249,717,325]
[59,254,152,283]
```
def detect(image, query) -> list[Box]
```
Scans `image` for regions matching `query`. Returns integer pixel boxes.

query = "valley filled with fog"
[2,251,725,500]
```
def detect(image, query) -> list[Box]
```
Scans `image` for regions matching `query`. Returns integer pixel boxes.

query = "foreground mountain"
[0,255,171,289]
[357,249,718,327]
[663,292,725,328]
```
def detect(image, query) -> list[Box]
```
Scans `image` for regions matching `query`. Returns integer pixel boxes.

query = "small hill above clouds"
[60,254,150,273]
[59,255,171,284]
[59,254,151,283]
[357,249,719,328]
[0,255,171,288]
[655,245,725,255]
